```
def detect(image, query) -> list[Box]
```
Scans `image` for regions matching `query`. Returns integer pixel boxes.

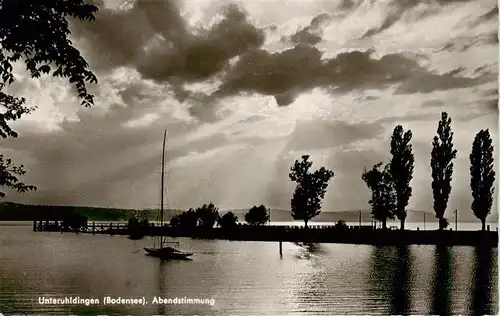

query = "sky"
[0,0,498,222]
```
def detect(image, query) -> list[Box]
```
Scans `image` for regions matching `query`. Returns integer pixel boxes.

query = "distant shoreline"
[0,202,497,225]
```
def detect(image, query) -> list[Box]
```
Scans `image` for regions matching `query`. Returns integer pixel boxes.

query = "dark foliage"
[0,0,98,198]
[335,219,347,229]
[470,129,495,231]
[0,155,36,198]
[62,213,87,231]
[170,208,198,230]
[362,162,396,229]
[289,155,334,228]
[439,218,449,230]
[389,126,414,230]
[195,202,219,229]
[128,216,139,227]
[128,209,148,229]
[244,204,269,226]
[218,211,238,229]
[431,112,457,230]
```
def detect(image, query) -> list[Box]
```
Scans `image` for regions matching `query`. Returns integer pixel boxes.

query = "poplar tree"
[431,112,457,230]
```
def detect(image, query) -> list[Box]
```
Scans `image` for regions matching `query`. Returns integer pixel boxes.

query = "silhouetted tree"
[218,211,238,229]
[170,208,198,230]
[244,205,269,226]
[439,218,450,230]
[470,130,495,231]
[389,126,414,230]
[62,213,87,232]
[0,1,98,198]
[431,112,457,230]
[289,155,334,228]
[169,214,181,228]
[128,211,147,239]
[131,209,148,226]
[195,202,219,229]
[362,162,396,229]
[0,156,36,198]
[335,219,348,229]
[128,215,139,228]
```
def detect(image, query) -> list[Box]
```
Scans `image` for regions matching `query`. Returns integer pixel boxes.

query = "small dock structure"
[33,220,129,235]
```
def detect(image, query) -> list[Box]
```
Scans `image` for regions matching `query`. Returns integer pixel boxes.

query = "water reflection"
[430,246,452,316]
[367,246,414,315]
[390,246,413,315]
[293,242,326,259]
[157,260,166,316]
[0,274,17,313]
[468,246,498,316]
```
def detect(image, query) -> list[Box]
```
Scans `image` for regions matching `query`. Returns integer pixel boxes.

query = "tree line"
[169,112,495,232]
[361,112,495,231]
[168,203,270,230]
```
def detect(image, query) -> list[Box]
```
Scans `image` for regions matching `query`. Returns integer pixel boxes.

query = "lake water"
[0,223,498,315]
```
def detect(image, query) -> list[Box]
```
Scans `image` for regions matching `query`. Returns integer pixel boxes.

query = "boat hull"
[144,247,193,260]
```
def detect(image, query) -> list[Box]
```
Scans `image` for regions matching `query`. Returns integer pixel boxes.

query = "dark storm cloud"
[72,0,265,83]
[213,47,488,106]
[286,13,332,46]
[71,0,496,116]
[394,72,494,95]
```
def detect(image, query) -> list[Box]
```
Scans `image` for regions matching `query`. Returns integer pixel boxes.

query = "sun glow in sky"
[1,0,498,221]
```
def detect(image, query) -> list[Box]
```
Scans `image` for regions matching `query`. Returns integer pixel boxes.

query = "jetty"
[33,220,498,248]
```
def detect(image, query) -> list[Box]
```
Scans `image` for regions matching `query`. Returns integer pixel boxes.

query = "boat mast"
[160,129,166,248]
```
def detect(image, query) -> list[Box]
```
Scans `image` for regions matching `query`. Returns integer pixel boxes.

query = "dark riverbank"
[35,221,498,248]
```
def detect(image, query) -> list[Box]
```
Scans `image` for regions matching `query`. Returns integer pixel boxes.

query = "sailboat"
[144,130,193,260]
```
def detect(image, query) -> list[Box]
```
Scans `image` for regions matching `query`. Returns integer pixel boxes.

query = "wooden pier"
[33,220,129,235]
